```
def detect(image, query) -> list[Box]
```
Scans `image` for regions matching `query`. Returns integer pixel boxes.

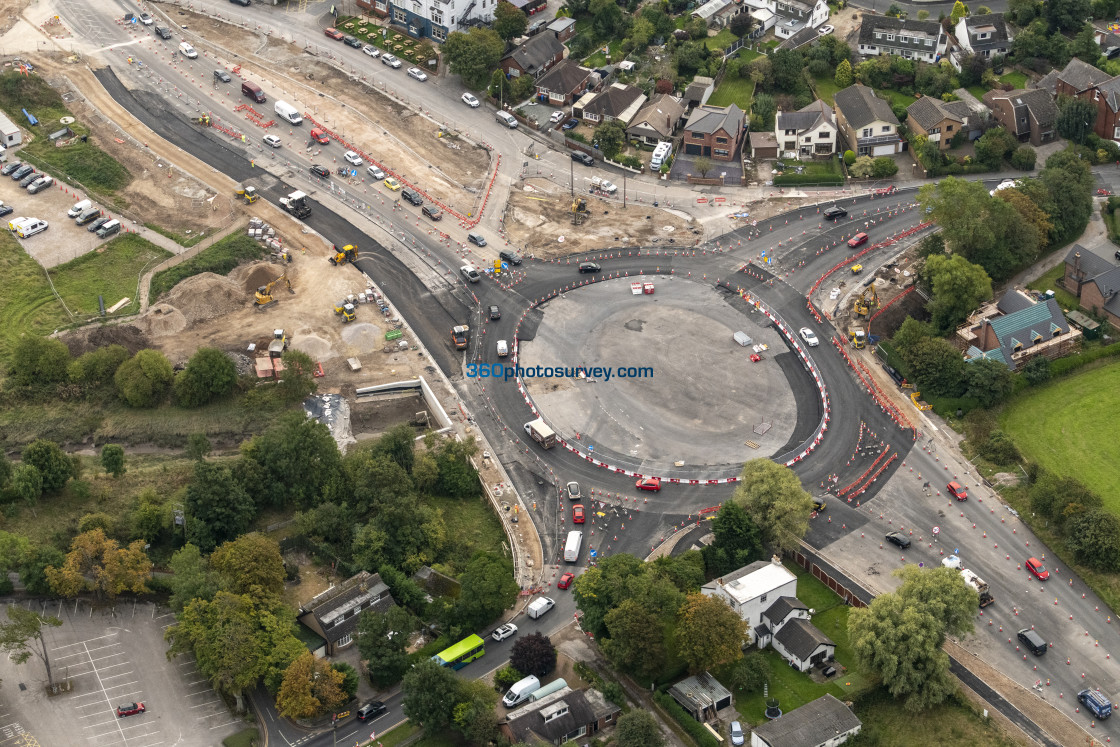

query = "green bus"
[431,634,486,669]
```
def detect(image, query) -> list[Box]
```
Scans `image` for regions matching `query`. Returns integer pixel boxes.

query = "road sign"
[590,549,597,558]
[932,526,940,535]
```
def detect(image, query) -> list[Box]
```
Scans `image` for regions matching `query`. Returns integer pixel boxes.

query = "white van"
[496,339,508,357]
[502,675,540,707]
[495,110,518,129]
[526,597,554,620]
[563,530,582,563]
[179,41,197,59]
[8,216,32,233]
[274,100,302,125]
[16,218,48,238]
[68,199,92,218]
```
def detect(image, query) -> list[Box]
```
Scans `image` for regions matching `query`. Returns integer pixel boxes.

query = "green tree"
[572,554,646,637]
[401,659,461,731]
[173,347,238,407]
[443,28,505,89]
[693,156,714,178]
[332,661,360,700]
[729,12,753,37]
[211,533,285,601]
[728,651,771,693]
[433,435,480,499]
[906,337,967,397]
[886,2,906,16]
[185,461,256,552]
[8,336,70,388]
[834,59,854,88]
[1067,510,1120,571]
[1046,0,1091,32]
[167,544,218,611]
[186,433,212,461]
[950,0,968,23]
[453,679,501,744]
[849,155,874,178]
[702,501,763,577]
[454,551,519,631]
[22,440,72,494]
[731,459,812,553]
[241,411,342,510]
[1039,147,1095,245]
[1010,144,1037,171]
[590,0,625,37]
[0,606,64,690]
[493,0,528,41]
[372,423,417,475]
[569,32,595,59]
[1021,356,1052,385]
[19,545,63,596]
[488,68,512,101]
[615,710,665,747]
[895,565,977,634]
[602,599,667,681]
[114,349,174,407]
[978,430,1020,464]
[100,444,126,478]
[924,254,993,333]
[9,464,43,504]
[965,359,1014,407]
[676,593,746,673]
[276,650,347,718]
[277,349,317,403]
[68,344,128,388]
[771,49,805,92]
[1057,96,1098,144]
[511,631,557,677]
[594,119,628,160]
[751,93,777,129]
[358,606,415,688]
[974,127,1016,167]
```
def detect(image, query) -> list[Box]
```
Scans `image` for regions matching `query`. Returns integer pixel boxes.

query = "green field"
[1001,363,1120,510]
[853,689,1021,747]
[427,493,506,575]
[708,76,755,110]
[50,234,171,318]
[149,232,267,302]
[0,229,64,362]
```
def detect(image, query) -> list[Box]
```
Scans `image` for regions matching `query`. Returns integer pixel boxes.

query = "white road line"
[81,640,128,744]
[51,633,120,651]
[207,719,241,730]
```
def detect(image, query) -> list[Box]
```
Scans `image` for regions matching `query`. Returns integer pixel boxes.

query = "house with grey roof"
[772,618,836,671]
[750,694,862,747]
[500,32,565,79]
[575,82,647,126]
[501,687,620,745]
[627,94,687,146]
[546,16,576,43]
[775,100,837,157]
[906,96,971,150]
[778,25,820,51]
[668,672,734,722]
[833,84,901,156]
[296,571,396,656]
[1061,243,1120,328]
[683,76,716,108]
[1032,69,1060,96]
[682,103,745,160]
[957,288,1081,371]
[951,13,1013,68]
[771,0,829,40]
[857,16,947,62]
[534,58,593,106]
[982,88,1057,146]
[754,595,810,648]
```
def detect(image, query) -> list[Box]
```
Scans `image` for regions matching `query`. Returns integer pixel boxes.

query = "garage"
[684,143,707,156]
[872,144,897,156]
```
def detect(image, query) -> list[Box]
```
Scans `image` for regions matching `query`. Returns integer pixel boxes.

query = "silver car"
[566,481,581,501]
[381,53,402,68]
[492,623,517,641]
[407,67,428,81]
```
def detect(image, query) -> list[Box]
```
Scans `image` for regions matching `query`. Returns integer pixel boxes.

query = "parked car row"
[323,27,431,81]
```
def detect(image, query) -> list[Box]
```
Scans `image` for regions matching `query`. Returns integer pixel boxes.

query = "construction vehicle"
[267,329,289,358]
[848,327,866,349]
[523,418,557,449]
[959,569,994,608]
[254,274,294,309]
[571,197,590,225]
[339,302,356,323]
[235,185,259,204]
[850,263,863,274]
[451,324,469,350]
[279,190,312,219]
[853,285,879,318]
[1078,689,1113,719]
[329,244,358,265]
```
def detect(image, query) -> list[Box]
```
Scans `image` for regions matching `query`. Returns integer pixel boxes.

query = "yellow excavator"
[254,274,294,309]
[236,185,259,204]
[571,197,590,225]
[329,244,358,265]
[853,285,879,318]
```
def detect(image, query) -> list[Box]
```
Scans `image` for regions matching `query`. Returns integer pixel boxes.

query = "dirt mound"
[236,263,288,294]
[62,323,151,356]
[142,303,189,338]
[165,273,249,324]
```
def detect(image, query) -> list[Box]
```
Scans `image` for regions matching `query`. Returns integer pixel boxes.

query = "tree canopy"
[923,253,992,333]
[731,459,812,553]
[46,529,151,600]
[675,593,746,673]
[276,650,347,719]
[186,461,256,552]
[444,28,505,90]
[453,551,519,631]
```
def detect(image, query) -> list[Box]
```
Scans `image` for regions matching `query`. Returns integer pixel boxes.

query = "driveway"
[669,151,743,184]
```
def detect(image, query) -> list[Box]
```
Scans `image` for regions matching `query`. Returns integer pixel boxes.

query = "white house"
[775,100,837,158]
[751,694,862,747]
[950,13,1013,69]
[387,0,495,42]
[833,83,902,156]
[743,0,828,36]
[701,557,797,641]
[857,16,947,62]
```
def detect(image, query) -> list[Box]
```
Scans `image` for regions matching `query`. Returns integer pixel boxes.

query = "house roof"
[751,694,862,747]
[1056,57,1113,92]
[502,33,564,75]
[777,100,833,133]
[858,16,943,52]
[960,13,1011,52]
[750,130,779,151]
[506,689,619,744]
[773,617,834,661]
[685,103,745,135]
[298,571,395,646]
[546,17,576,33]
[535,58,592,95]
[984,88,1058,130]
[1097,75,1120,113]
[907,96,966,132]
[627,94,686,138]
[668,672,733,713]
[834,84,899,129]
[982,297,1072,370]
[582,83,646,120]
[996,288,1037,315]
[701,558,796,605]
[755,622,772,639]
[1065,242,1120,280]
[951,87,990,118]
[1033,69,1060,95]
[964,344,1008,366]
[779,26,820,51]
[693,0,734,21]
[764,596,809,625]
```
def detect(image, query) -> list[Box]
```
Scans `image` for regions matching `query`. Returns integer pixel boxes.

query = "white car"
[139,12,153,25]
[799,327,819,347]
[550,111,565,124]
[366,164,386,180]
[263,134,282,148]
[381,53,401,68]
[461,92,479,108]
[817,24,834,35]
[344,151,364,167]
[990,178,1020,196]
[407,67,428,82]
[362,45,380,58]
[566,481,581,501]
[492,623,517,642]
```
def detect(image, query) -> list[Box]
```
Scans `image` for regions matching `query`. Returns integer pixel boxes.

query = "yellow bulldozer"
[339,302,356,323]
[853,285,879,318]
[571,197,590,225]
[329,244,358,265]
[236,185,259,204]
[254,274,294,309]
[848,327,867,349]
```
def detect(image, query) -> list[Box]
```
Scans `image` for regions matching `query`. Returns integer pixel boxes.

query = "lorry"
[1078,688,1113,719]
[451,325,469,350]
[279,190,311,219]
[960,569,994,608]
[524,418,556,449]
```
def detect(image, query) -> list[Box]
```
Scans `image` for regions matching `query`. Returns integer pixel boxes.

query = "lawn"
[852,689,1022,747]
[50,234,171,318]
[1025,263,1079,311]
[882,89,917,109]
[708,27,738,50]
[426,492,506,575]
[582,39,623,69]
[149,231,267,302]
[812,74,842,106]
[1000,363,1120,512]
[221,728,258,747]
[1000,70,1028,89]
[708,76,755,110]
[0,229,65,363]
[332,17,436,67]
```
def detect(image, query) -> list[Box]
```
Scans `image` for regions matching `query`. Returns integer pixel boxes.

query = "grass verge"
[708,76,755,110]
[0,228,64,363]
[144,222,208,248]
[851,688,1022,746]
[221,728,258,747]
[149,232,268,302]
[49,234,172,318]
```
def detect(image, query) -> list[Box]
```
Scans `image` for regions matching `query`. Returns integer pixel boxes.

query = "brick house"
[1061,243,1120,328]
[357,0,389,18]
[775,99,837,157]
[982,88,1057,146]
[1053,57,1120,142]
[957,288,1081,370]
[906,96,971,150]
[833,84,902,156]
[500,32,565,79]
[296,571,396,656]
[857,16,947,62]
[534,58,593,106]
[502,687,621,745]
[682,103,745,160]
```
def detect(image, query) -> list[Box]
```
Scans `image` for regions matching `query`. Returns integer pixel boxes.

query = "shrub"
[652,692,721,747]
[115,349,174,408]
[843,150,856,166]
[870,156,899,178]
[1010,145,1036,171]
[978,430,1020,465]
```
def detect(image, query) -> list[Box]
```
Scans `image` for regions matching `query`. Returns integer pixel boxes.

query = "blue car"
[561,118,579,131]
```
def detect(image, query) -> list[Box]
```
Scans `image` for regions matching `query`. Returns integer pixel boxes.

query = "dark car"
[230,0,251,5]
[500,249,522,265]
[0,161,21,176]
[885,531,910,549]
[155,26,172,39]
[75,208,101,226]
[401,189,423,206]
[824,205,847,220]
[421,204,442,221]
[343,35,362,48]
[87,216,111,233]
[561,118,579,131]
[0,205,12,218]
[310,164,331,179]
[489,305,501,320]
[571,151,594,166]
[10,165,33,181]
[357,701,387,721]
[1018,628,1047,656]
[18,171,39,188]
[214,69,231,83]
[578,262,601,273]
[116,702,145,717]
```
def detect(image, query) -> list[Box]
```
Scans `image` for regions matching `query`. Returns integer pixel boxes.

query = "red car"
[946,481,968,501]
[635,477,661,492]
[1026,557,1050,581]
[572,504,585,524]
[557,572,574,589]
[847,232,869,248]
[324,27,345,40]
[116,702,145,718]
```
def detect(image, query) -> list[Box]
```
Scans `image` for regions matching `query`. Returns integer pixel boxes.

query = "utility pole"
[570,159,574,197]
[622,173,626,208]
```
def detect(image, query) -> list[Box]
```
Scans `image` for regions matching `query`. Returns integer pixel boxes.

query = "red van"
[241,81,265,104]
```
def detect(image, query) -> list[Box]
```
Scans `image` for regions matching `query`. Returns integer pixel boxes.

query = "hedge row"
[652,691,722,747]
[773,172,844,186]
[1049,339,1120,377]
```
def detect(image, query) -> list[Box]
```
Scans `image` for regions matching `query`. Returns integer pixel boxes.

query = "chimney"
[666,114,671,133]
[1073,251,1087,296]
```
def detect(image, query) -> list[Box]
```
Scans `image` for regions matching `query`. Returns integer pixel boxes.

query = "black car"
[343,36,362,48]
[18,171,39,188]
[401,189,423,206]
[0,205,12,218]
[884,531,910,549]
[571,152,594,166]
[87,216,110,233]
[310,164,331,179]
[214,69,231,83]
[155,26,172,39]
[421,204,442,221]
[10,165,33,181]
[561,118,579,131]
[229,0,251,5]
[489,305,501,320]
[499,249,522,265]
[578,262,601,273]
[823,205,847,220]
[357,701,387,722]
[0,161,21,176]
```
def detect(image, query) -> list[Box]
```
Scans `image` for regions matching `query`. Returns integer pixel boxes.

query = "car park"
[10,165,33,181]
[461,92,479,107]
[492,623,518,641]
[421,204,442,221]
[578,262,600,273]
[572,504,585,523]
[155,26,172,39]
[500,249,522,264]
[362,45,380,57]
[799,328,818,346]
[401,188,423,205]
[68,199,92,217]
[636,477,661,492]
[885,531,910,549]
[946,481,968,501]
[848,232,869,248]
[116,702,145,717]
[324,27,344,40]
[96,219,121,238]
[214,69,231,83]
[489,305,501,320]
[571,151,594,166]
[1026,557,1050,580]
[1018,627,1047,655]
[407,67,428,81]
[561,118,579,130]
[366,164,385,180]
[344,151,364,166]
[557,572,574,590]
[310,164,331,179]
[382,54,402,68]
[356,701,387,722]
[263,134,282,148]
[86,216,110,233]
[823,205,847,220]
[383,177,401,191]
[27,176,53,194]
[342,36,362,48]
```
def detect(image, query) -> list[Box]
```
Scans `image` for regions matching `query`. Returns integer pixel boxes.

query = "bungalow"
[750,694,862,747]
[296,571,396,656]
[626,94,687,146]
[682,103,746,161]
[575,82,647,126]
[502,687,621,745]
[906,96,972,150]
[534,58,593,106]
[500,32,565,79]
[775,99,837,157]
[833,84,901,156]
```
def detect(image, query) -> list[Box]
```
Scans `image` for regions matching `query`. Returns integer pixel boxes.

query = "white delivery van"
[495,110,518,129]
[16,218,48,238]
[179,41,197,59]
[68,199,92,218]
[496,339,509,357]
[563,530,582,563]
[502,675,540,707]
[274,100,302,125]
[526,597,554,620]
